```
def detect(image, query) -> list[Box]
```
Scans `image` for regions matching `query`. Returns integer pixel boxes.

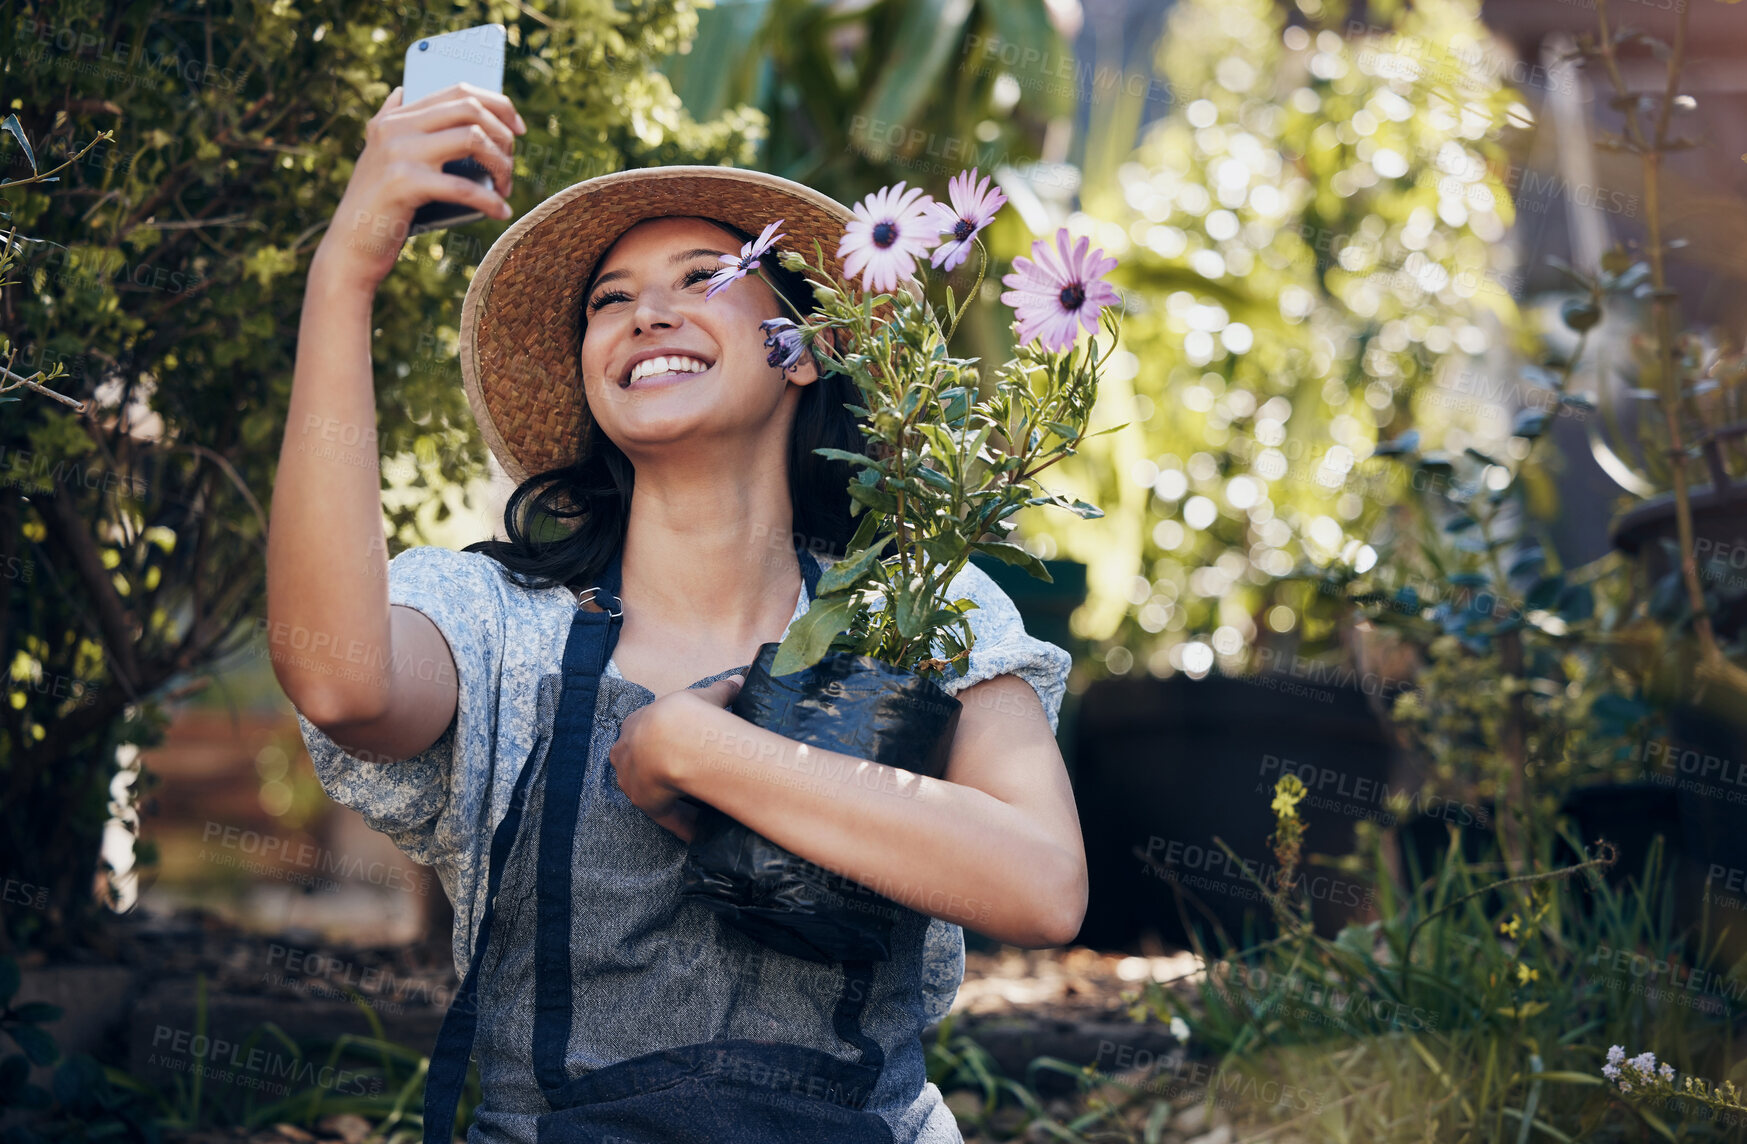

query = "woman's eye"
[683,266,716,288]
[588,290,630,313]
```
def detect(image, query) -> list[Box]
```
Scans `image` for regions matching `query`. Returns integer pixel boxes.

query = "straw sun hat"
[457,165,858,487]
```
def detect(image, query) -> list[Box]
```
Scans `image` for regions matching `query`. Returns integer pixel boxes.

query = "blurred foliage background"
[1017,0,1530,685]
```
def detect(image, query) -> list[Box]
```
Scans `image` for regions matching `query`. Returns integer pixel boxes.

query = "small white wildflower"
[1602,1064,1621,1081]
[1170,1016,1191,1041]
[1660,1063,1675,1081]
[1607,1045,1626,1065]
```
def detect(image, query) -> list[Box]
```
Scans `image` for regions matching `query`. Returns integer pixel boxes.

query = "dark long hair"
[462,219,868,596]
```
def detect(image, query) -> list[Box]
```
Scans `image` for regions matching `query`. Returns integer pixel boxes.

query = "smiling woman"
[463,211,870,607]
[283,165,1080,1144]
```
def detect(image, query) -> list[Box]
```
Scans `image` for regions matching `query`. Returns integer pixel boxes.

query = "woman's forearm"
[663,704,1085,947]
[265,249,395,725]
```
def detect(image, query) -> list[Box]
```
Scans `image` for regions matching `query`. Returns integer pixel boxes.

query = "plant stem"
[1477,502,1531,874]
[942,239,988,346]
[1596,0,1747,704]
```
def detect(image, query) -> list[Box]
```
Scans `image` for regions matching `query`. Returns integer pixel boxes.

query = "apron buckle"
[574,586,623,617]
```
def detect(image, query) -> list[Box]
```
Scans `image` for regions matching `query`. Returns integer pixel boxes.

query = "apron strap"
[420,552,625,1144]
[418,637,591,1144]
[531,546,627,1095]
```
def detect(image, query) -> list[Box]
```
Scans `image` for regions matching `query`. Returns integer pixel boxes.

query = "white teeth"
[628,355,710,384]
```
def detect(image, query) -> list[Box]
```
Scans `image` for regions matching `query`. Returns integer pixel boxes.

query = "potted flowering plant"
[676,170,1124,963]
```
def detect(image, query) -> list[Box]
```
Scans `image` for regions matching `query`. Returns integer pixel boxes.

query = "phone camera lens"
[418,41,429,51]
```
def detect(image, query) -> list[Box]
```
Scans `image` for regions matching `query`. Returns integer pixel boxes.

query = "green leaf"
[1525,575,1565,611]
[1373,429,1420,457]
[845,506,883,557]
[1512,408,1550,439]
[855,0,977,146]
[772,594,857,676]
[817,537,894,596]
[0,114,38,174]
[1417,453,1456,481]
[812,446,880,468]
[1519,365,1560,391]
[1558,582,1595,622]
[939,386,972,425]
[1606,263,1652,294]
[7,1024,58,1068]
[1559,297,1601,332]
[1527,1071,1604,1087]
[915,465,955,492]
[847,481,900,515]
[1507,544,1545,579]
[971,541,1053,582]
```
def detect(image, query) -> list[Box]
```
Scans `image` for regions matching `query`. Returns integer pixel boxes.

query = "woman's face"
[578,216,818,458]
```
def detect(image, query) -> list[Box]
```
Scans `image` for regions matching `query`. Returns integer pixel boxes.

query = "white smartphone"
[402,24,508,236]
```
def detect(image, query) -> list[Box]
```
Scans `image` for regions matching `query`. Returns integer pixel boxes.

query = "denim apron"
[422,536,897,1144]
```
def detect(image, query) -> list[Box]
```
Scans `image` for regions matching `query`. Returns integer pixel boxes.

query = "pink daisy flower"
[1000,229,1122,352]
[930,168,1008,273]
[837,182,937,293]
[705,218,785,299]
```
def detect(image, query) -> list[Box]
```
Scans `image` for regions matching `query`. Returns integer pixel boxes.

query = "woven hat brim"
[458,166,858,488]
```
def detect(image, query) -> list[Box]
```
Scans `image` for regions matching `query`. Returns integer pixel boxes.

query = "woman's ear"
[797,326,852,386]
[782,350,822,387]
[778,325,845,388]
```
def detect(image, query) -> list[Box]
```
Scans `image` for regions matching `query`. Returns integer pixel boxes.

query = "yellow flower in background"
[1499,916,1521,939]
[1517,964,1539,986]
[1271,774,1306,819]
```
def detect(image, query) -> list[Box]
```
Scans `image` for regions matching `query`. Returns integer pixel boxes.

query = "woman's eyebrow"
[588,248,729,291]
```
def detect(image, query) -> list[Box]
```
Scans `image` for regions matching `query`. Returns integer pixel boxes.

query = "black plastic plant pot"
[1611,484,1747,643]
[678,640,963,965]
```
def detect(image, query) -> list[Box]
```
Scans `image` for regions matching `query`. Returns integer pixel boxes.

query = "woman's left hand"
[609,674,745,842]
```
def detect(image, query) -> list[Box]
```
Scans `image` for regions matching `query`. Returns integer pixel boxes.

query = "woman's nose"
[632,286,682,334]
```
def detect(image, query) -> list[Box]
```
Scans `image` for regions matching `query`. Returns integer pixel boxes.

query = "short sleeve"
[919,918,965,1026]
[292,544,506,871]
[935,560,1074,735]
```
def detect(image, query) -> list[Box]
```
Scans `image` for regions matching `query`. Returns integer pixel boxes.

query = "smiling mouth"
[622,354,715,388]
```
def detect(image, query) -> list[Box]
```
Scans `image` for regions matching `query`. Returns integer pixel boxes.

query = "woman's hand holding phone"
[314,82,525,293]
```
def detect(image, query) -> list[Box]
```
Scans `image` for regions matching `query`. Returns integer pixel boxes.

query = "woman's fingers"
[400,80,523,137]
[400,165,512,220]
[694,675,746,709]
[396,106,518,197]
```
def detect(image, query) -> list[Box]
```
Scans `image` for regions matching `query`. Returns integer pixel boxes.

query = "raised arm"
[266,82,523,761]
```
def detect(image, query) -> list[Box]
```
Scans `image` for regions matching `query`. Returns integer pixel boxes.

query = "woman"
[267,81,1087,1144]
